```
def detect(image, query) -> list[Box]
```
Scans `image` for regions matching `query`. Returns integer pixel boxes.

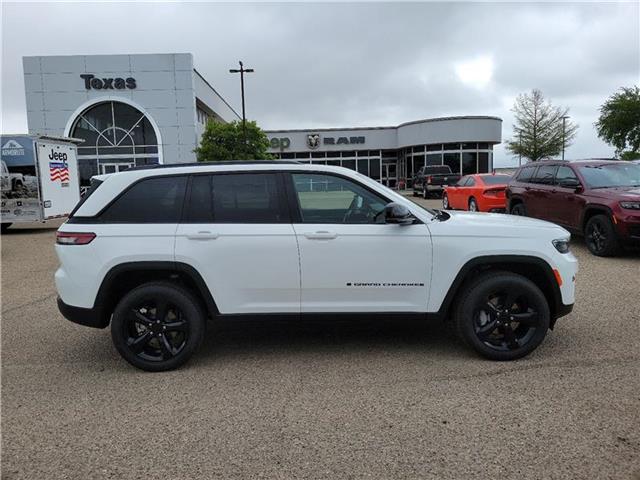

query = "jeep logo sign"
[270,137,291,150]
[80,74,136,90]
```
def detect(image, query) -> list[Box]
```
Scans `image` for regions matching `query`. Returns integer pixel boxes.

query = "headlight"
[619,201,640,210]
[552,238,571,254]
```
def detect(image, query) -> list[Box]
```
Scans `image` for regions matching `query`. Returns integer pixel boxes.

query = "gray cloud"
[2,2,638,166]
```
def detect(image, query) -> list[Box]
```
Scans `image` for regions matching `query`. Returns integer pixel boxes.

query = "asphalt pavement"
[1,203,639,480]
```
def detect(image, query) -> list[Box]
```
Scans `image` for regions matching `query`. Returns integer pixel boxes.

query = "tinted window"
[425,165,452,175]
[100,176,187,223]
[482,175,511,185]
[292,173,388,224]
[555,166,578,185]
[455,176,468,187]
[516,166,535,182]
[531,165,557,185]
[466,177,476,187]
[185,173,286,223]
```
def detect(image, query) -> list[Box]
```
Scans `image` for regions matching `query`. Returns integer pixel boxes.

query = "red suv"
[507,160,640,256]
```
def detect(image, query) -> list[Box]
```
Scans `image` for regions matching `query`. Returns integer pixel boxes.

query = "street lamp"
[561,115,569,161]
[229,60,254,143]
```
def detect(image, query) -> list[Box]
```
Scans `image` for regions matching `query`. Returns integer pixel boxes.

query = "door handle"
[186,231,219,240]
[304,231,337,240]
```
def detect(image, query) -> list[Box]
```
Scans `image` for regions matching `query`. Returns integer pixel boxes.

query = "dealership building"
[23,53,502,188]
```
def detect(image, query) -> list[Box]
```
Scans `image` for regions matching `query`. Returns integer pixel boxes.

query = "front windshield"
[577,163,640,188]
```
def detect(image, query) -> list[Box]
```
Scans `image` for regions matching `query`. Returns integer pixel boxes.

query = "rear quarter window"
[98,175,187,223]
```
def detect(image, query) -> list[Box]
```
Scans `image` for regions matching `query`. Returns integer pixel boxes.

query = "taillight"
[484,188,505,197]
[56,231,96,245]
[427,176,432,184]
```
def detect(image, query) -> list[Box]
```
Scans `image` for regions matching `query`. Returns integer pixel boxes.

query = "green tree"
[195,120,272,162]
[506,89,578,162]
[595,86,640,159]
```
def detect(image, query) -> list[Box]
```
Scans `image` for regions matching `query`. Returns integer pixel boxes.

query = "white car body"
[55,163,577,317]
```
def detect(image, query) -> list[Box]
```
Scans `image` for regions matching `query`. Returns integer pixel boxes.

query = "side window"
[466,177,476,187]
[531,165,558,185]
[516,166,534,183]
[555,166,578,185]
[291,173,388,224]
[185,173,286,223]
[455,176,468,187]
[99,176,187,223]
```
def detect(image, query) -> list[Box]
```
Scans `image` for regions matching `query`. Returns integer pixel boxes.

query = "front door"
[174,172,300,314]
[288,172,432,313]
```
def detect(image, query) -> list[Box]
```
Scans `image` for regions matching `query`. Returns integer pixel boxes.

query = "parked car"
[443,174,511,212]
[413,165,461,198]
[507,160,640,256]
[56,161,576,371]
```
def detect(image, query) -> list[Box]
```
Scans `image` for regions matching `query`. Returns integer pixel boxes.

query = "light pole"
[517,129,523,166]
[561,115,569,161]
[229,61,254,144]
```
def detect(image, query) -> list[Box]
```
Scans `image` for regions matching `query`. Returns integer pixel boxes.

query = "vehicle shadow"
[196,316,468,363]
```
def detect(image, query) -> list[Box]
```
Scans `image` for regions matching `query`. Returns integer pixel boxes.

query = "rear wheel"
[111,282,206,371]
[454,271,550,361]
[585,214,620,257]
[469,197,478,212]
[422,186,428,199]
[510,203,527,216]
[443,193,450,209]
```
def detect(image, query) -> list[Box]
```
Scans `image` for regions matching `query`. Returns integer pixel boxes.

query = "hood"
[587,186,640,200]
[430,210,569,239]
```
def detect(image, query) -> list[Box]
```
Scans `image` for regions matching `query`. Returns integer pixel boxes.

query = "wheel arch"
[581,205,613,232]
[438,255,564,327]
[94,261,219,325]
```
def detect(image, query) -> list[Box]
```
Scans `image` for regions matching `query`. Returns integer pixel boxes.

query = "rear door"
[288,172,431,313]
[174,172,300,314]
[37,141,81,219]
[527,164,558,219]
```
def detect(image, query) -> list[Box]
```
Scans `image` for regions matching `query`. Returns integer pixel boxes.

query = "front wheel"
[454,271,550,361]
[585,214,620,257]
[111,282,206,371]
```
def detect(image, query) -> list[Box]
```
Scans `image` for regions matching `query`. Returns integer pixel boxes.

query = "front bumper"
[57,297,109,329]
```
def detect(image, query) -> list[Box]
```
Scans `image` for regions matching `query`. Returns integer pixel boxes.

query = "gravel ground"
[2,204,639,480]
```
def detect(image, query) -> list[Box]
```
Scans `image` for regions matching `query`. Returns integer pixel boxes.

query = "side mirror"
[384,202,415,225]
[559,178,581,190]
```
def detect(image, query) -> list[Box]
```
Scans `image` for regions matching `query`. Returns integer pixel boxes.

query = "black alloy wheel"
[510,203,527,216]
[454,271,550,360]
[111,283,205,371]
[585,214,620,257]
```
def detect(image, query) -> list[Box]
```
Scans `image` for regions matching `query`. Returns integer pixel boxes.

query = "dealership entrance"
[68,100,160,186]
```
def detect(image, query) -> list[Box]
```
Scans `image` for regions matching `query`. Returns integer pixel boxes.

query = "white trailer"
[1,135,82,232]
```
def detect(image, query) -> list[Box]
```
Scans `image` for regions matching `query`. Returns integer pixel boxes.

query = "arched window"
[70,101,160,185]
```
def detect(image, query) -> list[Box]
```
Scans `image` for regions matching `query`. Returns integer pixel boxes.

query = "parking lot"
[2,198,639,480]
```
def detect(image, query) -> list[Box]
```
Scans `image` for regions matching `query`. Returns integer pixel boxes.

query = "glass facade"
[272,142,494,189]
[70,101,160,186]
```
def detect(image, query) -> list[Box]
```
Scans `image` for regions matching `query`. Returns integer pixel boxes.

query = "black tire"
[469,197,479,212]
[454,271,550,361]
[510,202,527,216]
[585,214,620,257]
[111,282,206,371]
[1,223,12,233]
[443,193,450,209]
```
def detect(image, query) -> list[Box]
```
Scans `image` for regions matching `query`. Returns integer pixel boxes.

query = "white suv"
[56,162,577,371]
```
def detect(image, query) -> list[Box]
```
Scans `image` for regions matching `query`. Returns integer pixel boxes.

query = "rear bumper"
[57,297,109,329]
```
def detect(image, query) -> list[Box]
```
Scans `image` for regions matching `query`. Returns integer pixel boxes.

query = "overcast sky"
[2,1,639,166]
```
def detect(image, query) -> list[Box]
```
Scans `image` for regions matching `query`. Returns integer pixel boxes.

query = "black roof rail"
[127,160,301,171]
